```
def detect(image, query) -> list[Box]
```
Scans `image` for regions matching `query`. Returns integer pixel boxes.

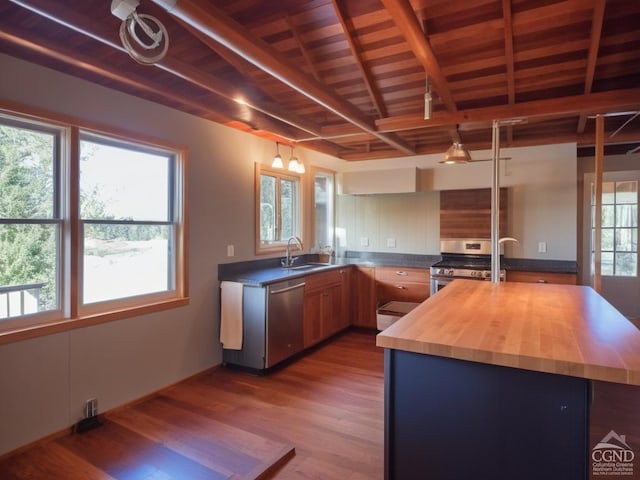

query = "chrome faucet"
[282,236,303,268]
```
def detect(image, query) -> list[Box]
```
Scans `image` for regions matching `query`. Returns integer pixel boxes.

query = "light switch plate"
[227,244,235,257]
[538,241,547,253]
[361,237,369,247]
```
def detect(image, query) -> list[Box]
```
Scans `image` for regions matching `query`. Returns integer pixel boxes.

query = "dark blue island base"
[384,349,589,480]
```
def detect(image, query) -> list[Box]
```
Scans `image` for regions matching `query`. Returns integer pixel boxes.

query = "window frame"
[311,167,336,253]
[0,104,188,344]
[590,180,638,277]
[255,162,303,255]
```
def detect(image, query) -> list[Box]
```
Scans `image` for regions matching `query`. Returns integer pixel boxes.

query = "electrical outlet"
[538,241,547,253]
[360,237,369,247]
[85,398,98,419]
[227,244,234,257]
[387,238,396,248]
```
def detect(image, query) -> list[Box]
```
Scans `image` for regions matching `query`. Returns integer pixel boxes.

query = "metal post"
[491,120,501,283]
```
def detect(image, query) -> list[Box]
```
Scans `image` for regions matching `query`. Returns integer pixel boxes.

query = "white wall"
[336,144,578,260]
[0,54,336,455]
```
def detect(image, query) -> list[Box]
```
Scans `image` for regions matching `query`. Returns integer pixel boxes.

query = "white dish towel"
[220,281,243,350]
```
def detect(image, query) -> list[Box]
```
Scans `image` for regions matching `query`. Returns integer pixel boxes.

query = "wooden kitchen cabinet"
[375,266,429,305]
[303,268,350,348]
[506,270,577,285]
[351,266,377,329]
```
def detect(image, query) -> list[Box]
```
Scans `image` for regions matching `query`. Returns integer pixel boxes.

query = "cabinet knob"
[395,271,408,276]
[395,285,407,289]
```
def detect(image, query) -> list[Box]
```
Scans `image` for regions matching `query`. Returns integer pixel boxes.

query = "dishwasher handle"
[270,282,306,295]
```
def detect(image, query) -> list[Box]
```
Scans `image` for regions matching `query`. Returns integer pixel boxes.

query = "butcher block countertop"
[376,279,640,386]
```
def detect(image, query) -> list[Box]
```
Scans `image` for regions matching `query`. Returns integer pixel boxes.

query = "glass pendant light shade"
[272,142,284,168]
[288,157,300,172]
[441,142,472,164]
[288,145,304,173]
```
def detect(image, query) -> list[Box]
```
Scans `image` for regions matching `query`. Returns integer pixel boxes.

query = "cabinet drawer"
[506,271,577,285]
[375,267,429,283]
[377,280,429,304]
[304,268,348,293]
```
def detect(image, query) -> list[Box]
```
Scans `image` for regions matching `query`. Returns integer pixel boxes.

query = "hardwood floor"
[0,330,384,479]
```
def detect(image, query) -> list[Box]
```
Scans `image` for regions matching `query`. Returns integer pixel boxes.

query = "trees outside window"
[0,119,60,318]
[257,165,301,253]
[0,110,186,332]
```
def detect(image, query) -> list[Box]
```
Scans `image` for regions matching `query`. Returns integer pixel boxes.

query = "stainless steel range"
[430,239,505,295]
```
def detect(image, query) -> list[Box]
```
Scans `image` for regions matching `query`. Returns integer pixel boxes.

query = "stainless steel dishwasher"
[222,278,305,372]
[265,279,305,367]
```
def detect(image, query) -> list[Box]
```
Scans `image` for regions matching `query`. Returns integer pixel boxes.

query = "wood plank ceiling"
[1,0,639,161]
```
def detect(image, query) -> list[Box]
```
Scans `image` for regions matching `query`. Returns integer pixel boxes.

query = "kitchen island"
[377,280,640,480]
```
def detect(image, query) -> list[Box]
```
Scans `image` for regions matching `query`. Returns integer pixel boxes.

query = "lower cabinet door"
[385,349,588,480]
[303,290,323,348]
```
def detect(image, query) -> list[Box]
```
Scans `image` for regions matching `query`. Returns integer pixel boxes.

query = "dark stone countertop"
[218,251,578,287]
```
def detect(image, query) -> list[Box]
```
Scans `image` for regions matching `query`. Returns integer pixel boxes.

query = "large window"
[0,109,186,336]
[257,164,301,252]
[591,181,638,276]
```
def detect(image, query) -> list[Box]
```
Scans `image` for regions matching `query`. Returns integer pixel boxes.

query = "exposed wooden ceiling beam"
[380,0,457,113]
[286,15,321,83]
[152,0,416,155]
[375,89,640,133]
[502,0,516,143]
[339,128,640,161]
[331,0,388,118]
[577,0,606,134]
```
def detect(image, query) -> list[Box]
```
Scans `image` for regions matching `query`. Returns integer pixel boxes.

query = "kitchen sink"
[286,262,332,271]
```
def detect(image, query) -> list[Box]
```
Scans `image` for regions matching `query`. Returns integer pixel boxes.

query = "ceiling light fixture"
[111,0,169,65]
[272,142,284,168]
[424,74,432,120]
[440,142,471,164]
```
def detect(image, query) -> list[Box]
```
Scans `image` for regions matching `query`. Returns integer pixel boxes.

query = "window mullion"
[68,126,80,319]
[276,175,282,241]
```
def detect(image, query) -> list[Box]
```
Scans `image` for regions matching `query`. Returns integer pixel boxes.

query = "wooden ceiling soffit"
[375,89,640,133]
[380,0,457,113]
[577,0,606,134]
[0,28,224,124]
[151,0,416,155]
[331,0,388,118]
[7,0,323,141]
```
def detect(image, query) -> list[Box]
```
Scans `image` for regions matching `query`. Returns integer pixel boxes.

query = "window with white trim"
[0,109,186,334]
[591,180,638,276]
[0,116,62,321]
[313,169,335,252]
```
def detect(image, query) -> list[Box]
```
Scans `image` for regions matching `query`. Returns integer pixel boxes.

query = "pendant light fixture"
[288,145,304,173]
[272,142,283,168]
[440,142,471,164]
[424,73,432,120]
